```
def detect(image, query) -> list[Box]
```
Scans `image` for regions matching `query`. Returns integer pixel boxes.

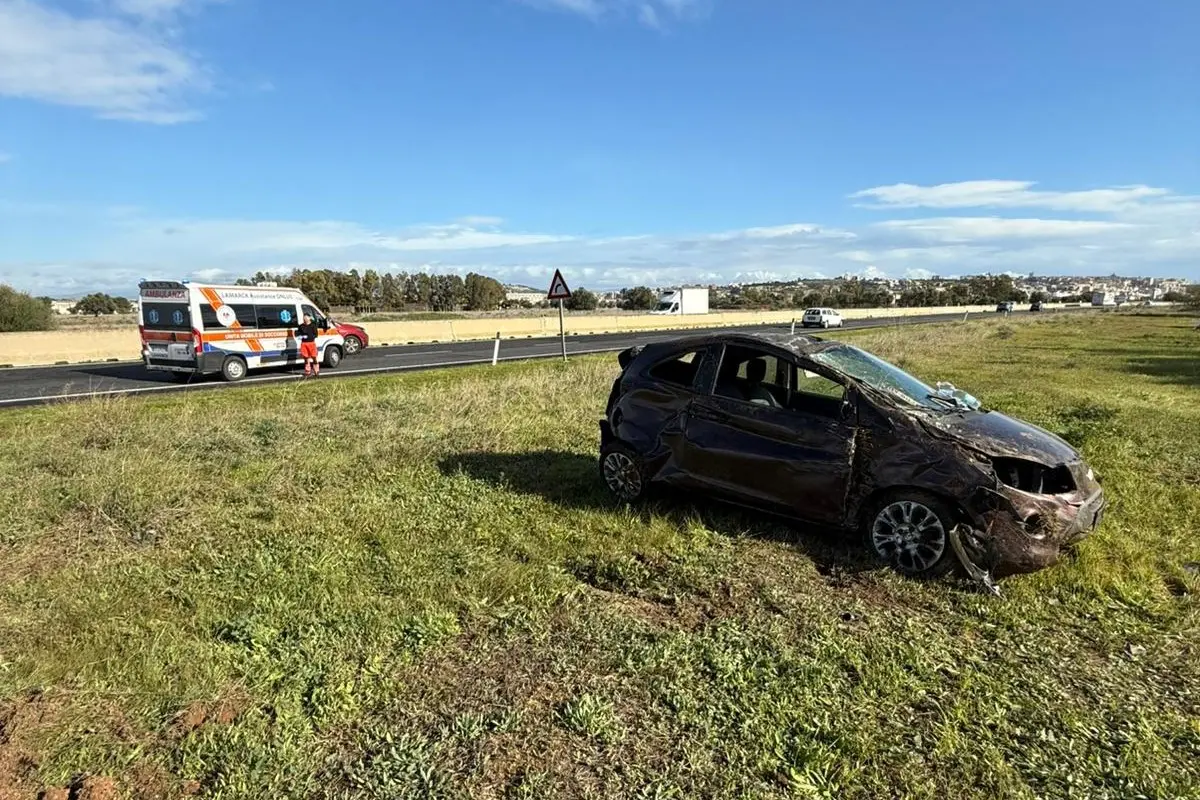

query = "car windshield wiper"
[924,393,962,410]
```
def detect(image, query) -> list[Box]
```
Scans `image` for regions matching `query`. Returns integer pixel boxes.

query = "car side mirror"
[839,397,854,421]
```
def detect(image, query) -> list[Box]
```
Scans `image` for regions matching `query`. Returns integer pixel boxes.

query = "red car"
[331,321,369,355]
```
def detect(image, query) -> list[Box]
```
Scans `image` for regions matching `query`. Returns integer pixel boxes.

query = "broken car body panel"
[602,331,1105,581]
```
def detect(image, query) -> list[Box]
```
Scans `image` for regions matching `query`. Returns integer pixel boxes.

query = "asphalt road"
[0,310,1053,407]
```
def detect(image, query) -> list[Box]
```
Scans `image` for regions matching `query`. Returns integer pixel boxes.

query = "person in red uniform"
[295,313,320,377]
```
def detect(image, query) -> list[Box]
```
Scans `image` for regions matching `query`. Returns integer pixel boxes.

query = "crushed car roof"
[640,329,846,357]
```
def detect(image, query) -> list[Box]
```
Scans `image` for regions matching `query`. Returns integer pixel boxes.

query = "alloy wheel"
[602,451,642,501]
[871,500,947,573]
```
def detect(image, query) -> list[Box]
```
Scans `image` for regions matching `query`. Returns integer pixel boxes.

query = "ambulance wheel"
[323,345,343,369]
[221,355,248,382]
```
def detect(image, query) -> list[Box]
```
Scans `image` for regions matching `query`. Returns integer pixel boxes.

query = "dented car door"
[681,348,856,525]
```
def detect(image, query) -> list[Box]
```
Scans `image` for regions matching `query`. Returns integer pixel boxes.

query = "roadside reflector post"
[492,331,501,366]
[791,318,796,334]
[963,311,969,323]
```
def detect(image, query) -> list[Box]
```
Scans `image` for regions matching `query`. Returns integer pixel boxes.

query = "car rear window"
[141,302,191,331]
[647,350,702,387]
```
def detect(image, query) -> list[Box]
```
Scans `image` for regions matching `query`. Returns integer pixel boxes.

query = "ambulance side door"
[253,302,300,363]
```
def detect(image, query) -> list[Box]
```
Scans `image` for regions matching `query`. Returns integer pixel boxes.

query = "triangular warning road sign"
[546,269,572,300]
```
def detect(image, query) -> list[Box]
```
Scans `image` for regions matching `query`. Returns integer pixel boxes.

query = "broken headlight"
[992,457,1076,495]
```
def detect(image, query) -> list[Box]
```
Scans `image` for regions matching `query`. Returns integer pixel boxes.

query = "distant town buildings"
[503,286,546,305]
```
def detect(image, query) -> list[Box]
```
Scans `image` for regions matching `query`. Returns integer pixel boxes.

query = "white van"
[137,280,346,381]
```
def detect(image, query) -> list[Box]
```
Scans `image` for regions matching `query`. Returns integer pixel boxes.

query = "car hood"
[338,323,365,333]
[924,409,1080,465]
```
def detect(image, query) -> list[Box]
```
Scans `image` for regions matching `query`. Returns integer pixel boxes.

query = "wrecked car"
[598,331,1105,587]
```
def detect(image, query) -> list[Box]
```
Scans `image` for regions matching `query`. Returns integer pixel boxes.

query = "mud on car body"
[598,331,1105,588]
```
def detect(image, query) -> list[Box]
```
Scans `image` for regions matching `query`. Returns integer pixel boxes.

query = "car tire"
[863,490,957,578]
[343,335,362,355]
[221,356,248,382]
[323,345,343,369]
[599,442,648,503]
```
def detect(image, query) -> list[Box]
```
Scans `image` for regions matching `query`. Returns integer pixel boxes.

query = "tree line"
[714,275,1055,310]
[236,269,509,312]
[564,286,658,312]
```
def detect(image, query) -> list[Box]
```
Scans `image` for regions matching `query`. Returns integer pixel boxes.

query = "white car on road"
[802,307,844,329]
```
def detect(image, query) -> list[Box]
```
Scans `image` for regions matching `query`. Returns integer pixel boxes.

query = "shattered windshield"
[811,345,971,411]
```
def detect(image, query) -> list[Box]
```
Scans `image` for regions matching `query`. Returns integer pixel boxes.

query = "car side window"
[301,304,326,328]
[788,362,846,418]
[646,350,704,388]
[714,345,788,407]
[199,303,257,329]
[255,304,297,329]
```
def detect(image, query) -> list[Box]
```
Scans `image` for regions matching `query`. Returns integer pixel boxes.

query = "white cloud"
[519,0,704,27]
[852,180,1172,213]
[637,3,659,28]
[904,268,935,279]
[109,0,219,21]
[875,216,1133,242]
[3,178,1198,296]
[191,267,228,281]
[455,215,505,227]
[0,0,215,123]
[109,218,573,257]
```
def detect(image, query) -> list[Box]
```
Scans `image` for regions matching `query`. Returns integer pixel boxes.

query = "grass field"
[1,313,1197,799]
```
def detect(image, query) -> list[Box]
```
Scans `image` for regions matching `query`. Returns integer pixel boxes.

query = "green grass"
[1,313,1198,799]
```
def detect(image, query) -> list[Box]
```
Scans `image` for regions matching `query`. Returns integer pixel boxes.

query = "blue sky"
[1,0,1197,296]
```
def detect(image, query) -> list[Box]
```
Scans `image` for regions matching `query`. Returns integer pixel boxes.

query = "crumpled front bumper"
[958,482,1106,580]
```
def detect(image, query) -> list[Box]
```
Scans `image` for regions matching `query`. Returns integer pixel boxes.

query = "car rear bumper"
[599,419,615,447]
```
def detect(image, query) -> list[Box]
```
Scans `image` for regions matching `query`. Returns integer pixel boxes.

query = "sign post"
[546,269,572,362]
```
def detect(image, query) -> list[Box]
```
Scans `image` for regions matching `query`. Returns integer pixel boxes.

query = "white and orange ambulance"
[137,280,346,381]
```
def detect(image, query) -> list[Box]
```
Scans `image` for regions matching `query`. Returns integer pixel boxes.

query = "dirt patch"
[169,703,208,738]
[124,764,174,800]
[73,776,117,800]
[169,691,249,739]
[588,587,680,630]
[0,692,57,800]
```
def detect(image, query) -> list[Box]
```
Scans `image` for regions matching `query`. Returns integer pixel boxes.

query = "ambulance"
[137,280,346,381]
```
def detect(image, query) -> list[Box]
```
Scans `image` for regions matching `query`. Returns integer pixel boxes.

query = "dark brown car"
[598,331,1105,587]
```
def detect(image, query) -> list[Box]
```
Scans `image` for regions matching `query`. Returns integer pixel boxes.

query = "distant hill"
[504,283,541,293]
